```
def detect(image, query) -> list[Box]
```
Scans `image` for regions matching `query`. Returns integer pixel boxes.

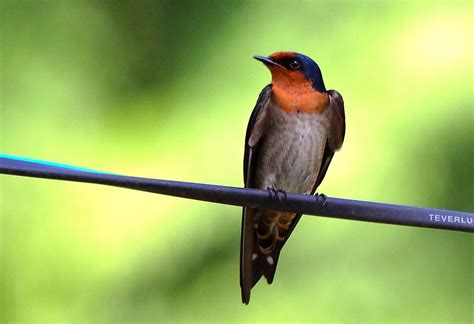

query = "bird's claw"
[267,187,287,202]
[277,189,287,202]
[315,193,328,207]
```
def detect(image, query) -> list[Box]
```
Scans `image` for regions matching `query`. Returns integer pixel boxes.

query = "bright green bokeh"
[1,1,473,322]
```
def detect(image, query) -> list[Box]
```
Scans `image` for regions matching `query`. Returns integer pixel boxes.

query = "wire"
[1,154,472,233]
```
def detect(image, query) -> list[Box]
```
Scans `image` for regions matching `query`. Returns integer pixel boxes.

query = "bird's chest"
[255,105,329,193]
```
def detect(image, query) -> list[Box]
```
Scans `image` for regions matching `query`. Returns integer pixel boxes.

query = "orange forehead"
[268,62,307,89]
[265,52,304,84]
[269,51,296,61]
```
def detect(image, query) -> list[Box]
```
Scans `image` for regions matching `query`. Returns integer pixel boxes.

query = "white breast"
[254,104,330,194]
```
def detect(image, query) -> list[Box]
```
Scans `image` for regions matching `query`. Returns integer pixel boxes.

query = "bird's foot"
[276,189,287,202]
[267,187,287,202]
[315,193,328,207]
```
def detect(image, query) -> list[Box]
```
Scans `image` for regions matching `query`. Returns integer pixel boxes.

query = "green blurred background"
[1,0,473,322]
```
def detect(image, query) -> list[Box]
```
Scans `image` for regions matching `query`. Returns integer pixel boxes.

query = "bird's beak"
[253,55,283,68]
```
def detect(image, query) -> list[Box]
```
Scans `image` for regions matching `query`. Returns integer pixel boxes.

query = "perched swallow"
[241,52,345,304]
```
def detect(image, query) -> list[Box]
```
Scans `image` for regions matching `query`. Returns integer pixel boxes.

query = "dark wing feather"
[240,85,272,304]
[327,90,345,151]
[243,84,272,182]
[313,89,346,190]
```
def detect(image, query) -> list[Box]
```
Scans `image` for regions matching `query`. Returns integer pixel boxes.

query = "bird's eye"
[289,59,301,69]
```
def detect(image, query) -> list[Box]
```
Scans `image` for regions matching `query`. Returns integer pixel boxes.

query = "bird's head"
[254,52,326,93]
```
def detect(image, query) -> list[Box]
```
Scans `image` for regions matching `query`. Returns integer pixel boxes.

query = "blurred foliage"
[1,0,473,322]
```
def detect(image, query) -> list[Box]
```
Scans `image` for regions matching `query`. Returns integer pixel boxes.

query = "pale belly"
[254,107,328,194]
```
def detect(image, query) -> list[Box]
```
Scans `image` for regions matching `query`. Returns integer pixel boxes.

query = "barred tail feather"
[240,208,302,304]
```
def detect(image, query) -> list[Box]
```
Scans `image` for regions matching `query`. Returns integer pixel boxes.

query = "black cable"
[1,155,472,233]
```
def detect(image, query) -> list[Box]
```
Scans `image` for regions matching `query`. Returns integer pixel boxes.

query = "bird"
[240,51,345,304]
